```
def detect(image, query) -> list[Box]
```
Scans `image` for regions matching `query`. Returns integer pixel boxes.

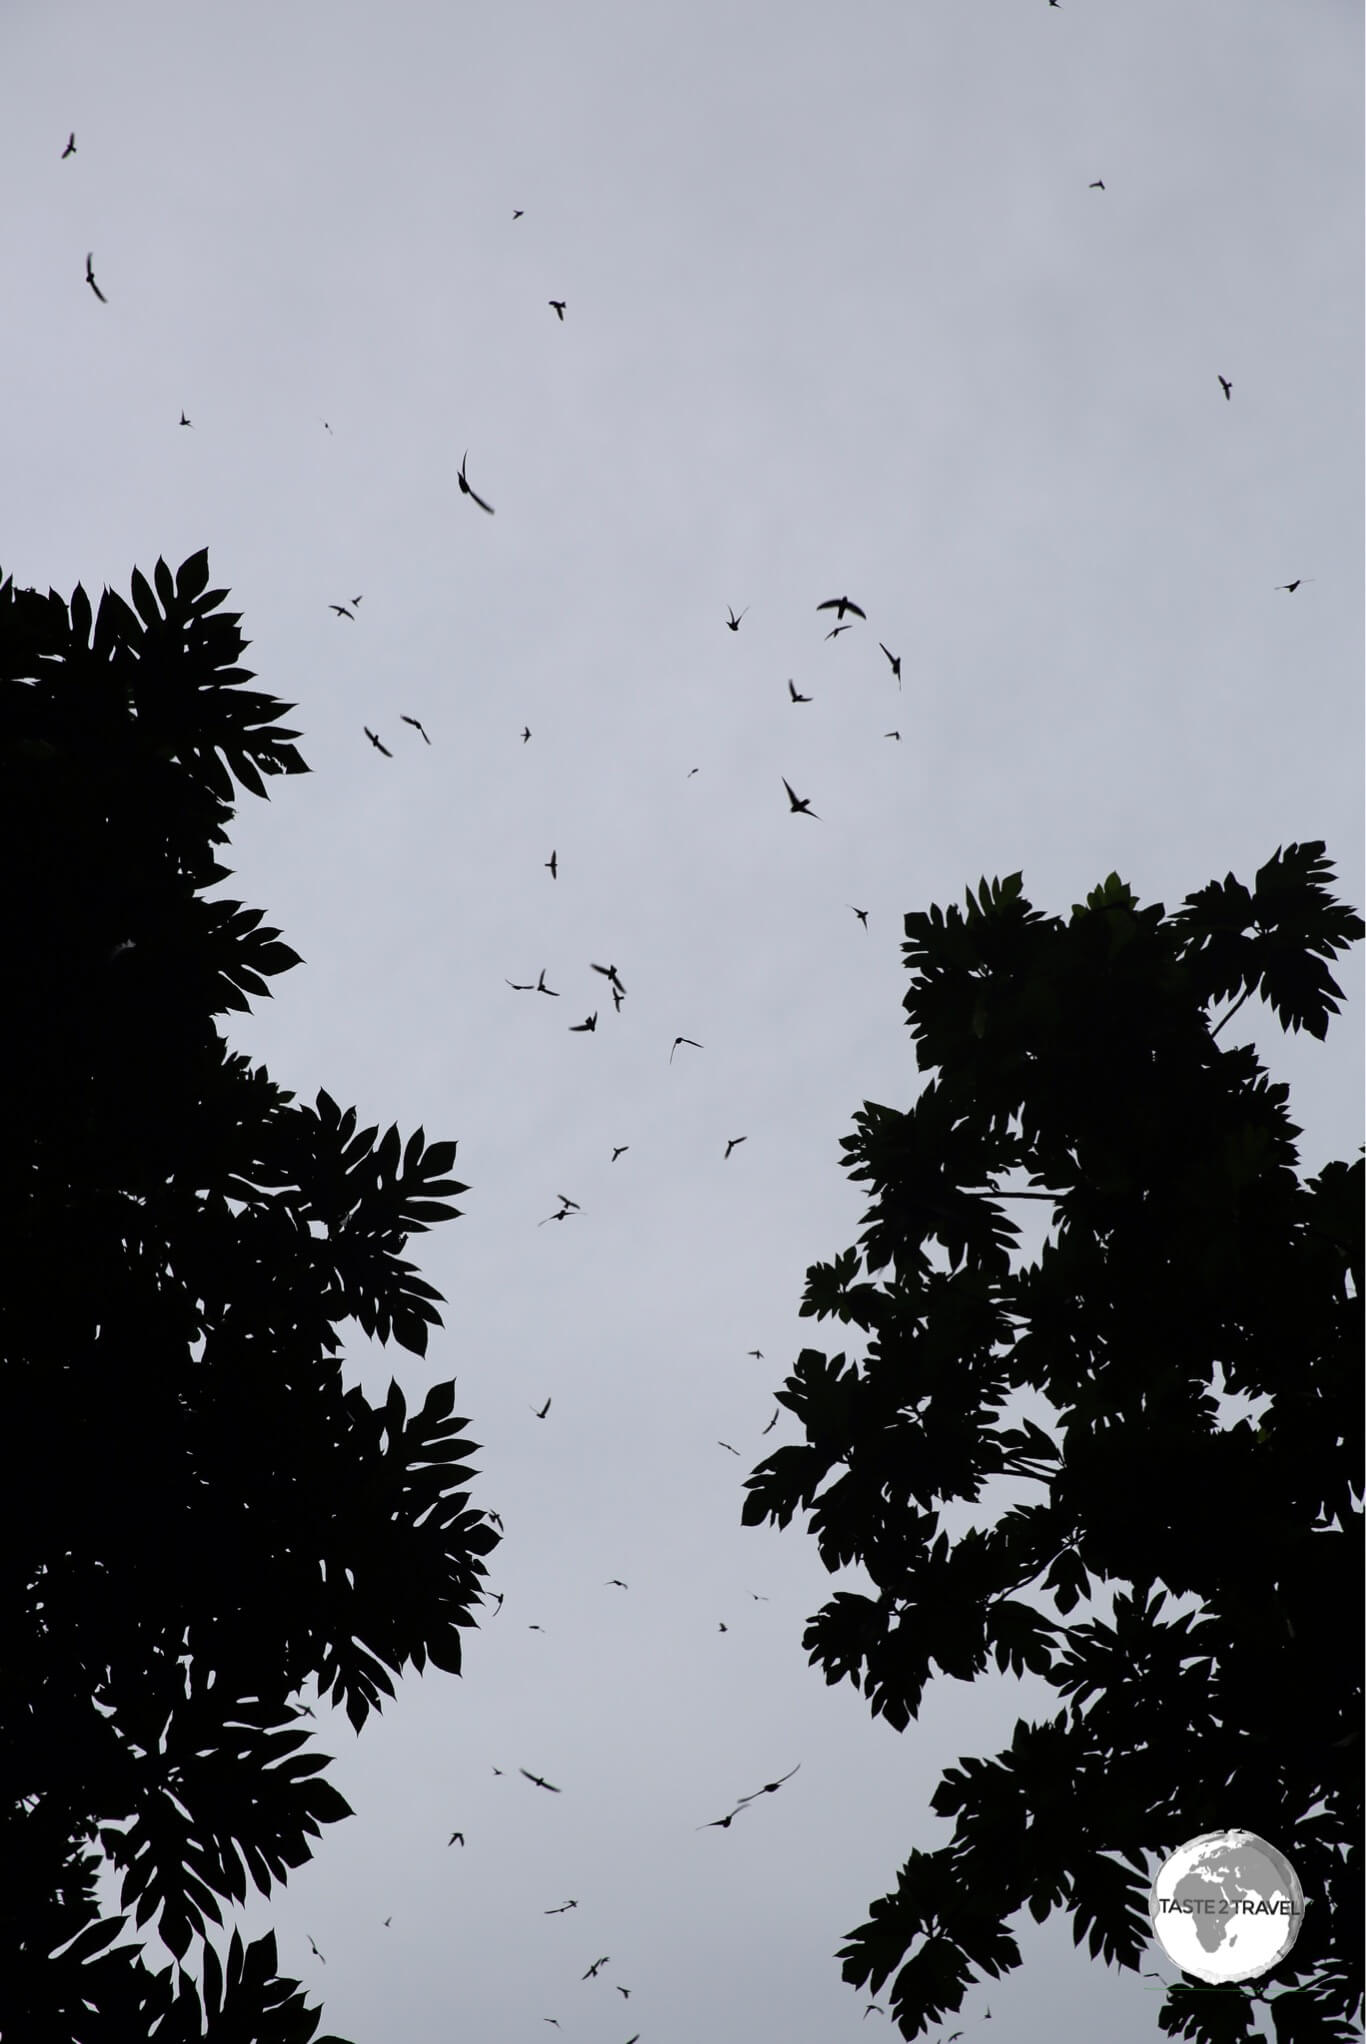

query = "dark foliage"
[743,854,1362,2043]
[0,556,496,2041]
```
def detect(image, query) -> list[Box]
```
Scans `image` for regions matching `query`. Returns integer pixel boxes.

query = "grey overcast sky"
[6,0,1362,2039]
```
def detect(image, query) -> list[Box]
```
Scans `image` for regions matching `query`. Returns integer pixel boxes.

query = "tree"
[0,555,495,2041]
[743,852,1362,2044]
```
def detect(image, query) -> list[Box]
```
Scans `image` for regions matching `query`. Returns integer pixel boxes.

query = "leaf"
[176,546,211,600]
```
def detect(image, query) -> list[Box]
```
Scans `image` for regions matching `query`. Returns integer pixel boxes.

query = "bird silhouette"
[670,1036,703,1063]
[458,451,496,513]
[179,410,193,427]
[329,603,355,619]
[1089,179,1105,189]
[878,643,901,683]
[746,1349,763,1359]
[737,1763,800,1803]
[536,968,559,996]
[864,2007,886,2021]
[507,977,536,991]
[62,133,76,158]
[582,1956,610,1979]
[488,1593,504,1614]
[825,623,852,639]
[513,209,524,219]
[383,1916,392,1927]
[848,906,869,927]
[544,1900,578,1914]
[401,715,431,744]
[448,1831,465,1847]
[788,680,811,703]
[726,606,748,631]
[610,982,624,1012]
[698,1804,745,1829]
[363,727,392,757]
[549,300,566,320]
[545,849,558,878]
[718,1441,740,1455]
[885,730,901,741]
[817,595,866,621]
[1276,580,1310,593]
[749,1591,770,1600]
[718,1621,728,1633]
[1218,376,1232,400]
[306,1936,325,1962]
[84,253,107,303]
[538,1206,579,1224]
[522,725,532,742]
[570,1012,598,1033]
[605,1578,629,1588]
[532,1397,552,1417]
[591,962,627,994]
[761,1409,779,1434]
[781,777,818,817]
[520,1769,561,1792]
[616,1986,631,1998]
[611,1146,629,1161]
[724,1136,747,1159]
[352,595,363,606]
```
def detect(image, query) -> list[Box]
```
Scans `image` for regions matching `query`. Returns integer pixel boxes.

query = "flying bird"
[605,1578,629,1588]
[544,1900,578,1914]
[538,1205,578,1224]
[545,849,558,878]
[458,451,496,513]
[179,410,193,427]
[1089,179,1105,189]
[506,977,535,991]
[536,968,559,996]
[737,1763,800,1803]
[879,642,901,683]
[724,1137,747,1159]
[788,680,811,703]
[611,1146,629,1162]
[761,1409,779,1434]
[488,1593,504,1614]
[825,624,852,639]
[532,1397,552,1417]
[610,982,624,1011]
[781,776,818,817]
[591,962,627,994]
[329,603,355,619]
[351,595,363,606]
[383,1916,392,1927]
[1218,376,1232,400]
[749,1591,770,1600]
[84,253,107,302]
[864,2008,886,2021]
[718,1441,740,1455]
[718,1621,728,1633]
[363,727,392,757]
[62,133,76,158]
[306,1937,325,1962]
[1275,580,1310,593]
[401,715,431,744]
[725,606,748,631]
[513,209,524,219]
[746,1349,763,1359]
[549,300,566,320]
[570,1012,598,1032]
[817,596,866,621]
[520,1769,561,1792]
[582,1956,610,1979]
[670,1036,703,1063]
[522,726,532,742]
[885,730,901,741]
[698,1805,746,1829]
[448,1831,465,1847]
[848,906,868,927]
[617,1984,632,1997]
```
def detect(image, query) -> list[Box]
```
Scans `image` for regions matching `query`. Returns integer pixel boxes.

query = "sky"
[5,1,1362,2040]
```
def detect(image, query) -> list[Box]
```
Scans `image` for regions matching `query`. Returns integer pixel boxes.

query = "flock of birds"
[54,78,1316,2041]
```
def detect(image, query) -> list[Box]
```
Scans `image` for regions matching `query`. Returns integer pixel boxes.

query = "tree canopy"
[743,852,1362,2044]
[0,554,495,2042]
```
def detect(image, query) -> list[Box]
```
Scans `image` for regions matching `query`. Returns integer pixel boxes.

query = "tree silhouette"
[0,554,495,2041]
[743,852,1362,2043]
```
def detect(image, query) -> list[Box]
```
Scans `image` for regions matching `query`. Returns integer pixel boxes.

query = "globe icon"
[1149,1830,1305,1984]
